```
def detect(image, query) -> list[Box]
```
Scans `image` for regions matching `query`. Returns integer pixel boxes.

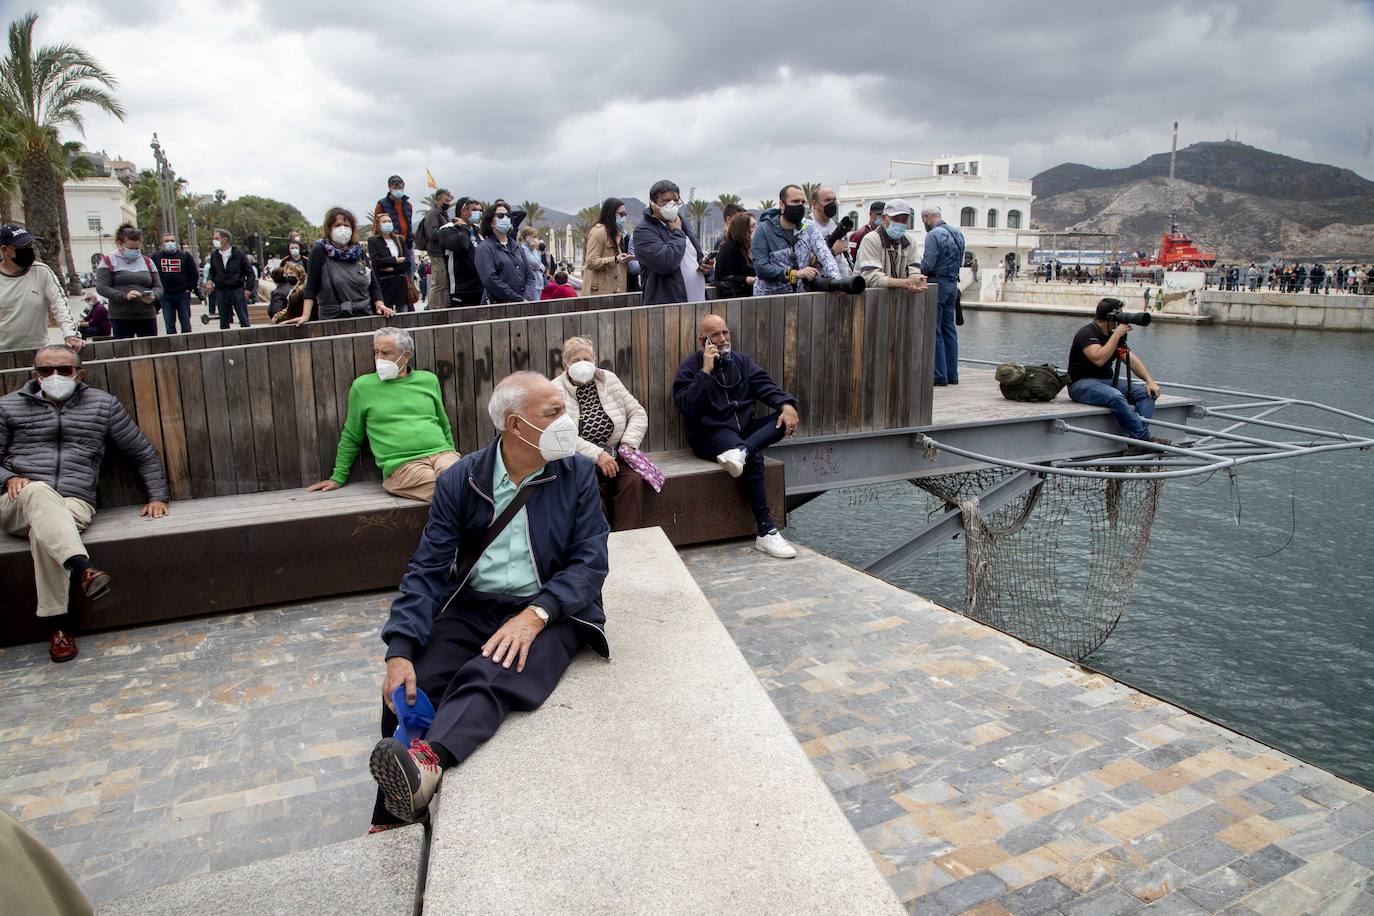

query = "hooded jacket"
[0,380,169,505]
[381,436,610,659]
[632,208,703,306]
[750,208,839,297]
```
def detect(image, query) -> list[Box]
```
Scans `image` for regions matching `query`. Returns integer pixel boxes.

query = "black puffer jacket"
[0,380,169,505]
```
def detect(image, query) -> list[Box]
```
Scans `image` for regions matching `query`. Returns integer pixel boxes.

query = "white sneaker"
[716,448,746,478]
[755,529,798,559]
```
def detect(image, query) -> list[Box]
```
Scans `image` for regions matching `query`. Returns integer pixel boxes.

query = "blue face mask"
[615,214,626,229]
[390,189,404,199]
[495,216,512,233]
[886,223,907,240]
[470,210,483,224]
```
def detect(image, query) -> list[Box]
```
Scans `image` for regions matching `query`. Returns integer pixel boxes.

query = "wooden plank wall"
[2,289,935,508]
[0,292,646,370]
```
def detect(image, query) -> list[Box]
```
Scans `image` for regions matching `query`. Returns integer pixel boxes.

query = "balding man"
[809,186,852,278]
[673,313,799,559]
[367,372,610,830]
[0,345,168,663]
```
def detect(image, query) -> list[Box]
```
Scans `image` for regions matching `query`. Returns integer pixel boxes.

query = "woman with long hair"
[288,207,394,323]
[368,214,412,312]
[582,197,630,296]
[474,201,529,303]
[713,211,756,299]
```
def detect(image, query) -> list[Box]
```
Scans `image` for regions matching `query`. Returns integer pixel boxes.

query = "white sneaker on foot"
[755,529,798,559]
[716,447,746,478]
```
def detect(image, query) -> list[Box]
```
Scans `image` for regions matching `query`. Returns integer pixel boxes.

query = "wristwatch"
[529,605,550,626]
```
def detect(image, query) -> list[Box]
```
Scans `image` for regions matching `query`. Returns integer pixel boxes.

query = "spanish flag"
[426,168,437,190]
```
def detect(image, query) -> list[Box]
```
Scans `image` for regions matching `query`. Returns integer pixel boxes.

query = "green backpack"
[995,362,1071,402]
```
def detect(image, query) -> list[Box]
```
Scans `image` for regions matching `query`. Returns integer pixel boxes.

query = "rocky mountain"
[1031,141,1374,260]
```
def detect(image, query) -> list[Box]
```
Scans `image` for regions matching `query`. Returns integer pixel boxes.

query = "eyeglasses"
[34,365,78,377]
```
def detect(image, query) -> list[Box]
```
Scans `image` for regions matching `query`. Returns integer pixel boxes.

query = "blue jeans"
[214,287,250,329]
[1068,377,1155,440]
[934,280,959,384]
[160,290,191,333]
[689,412,786,536]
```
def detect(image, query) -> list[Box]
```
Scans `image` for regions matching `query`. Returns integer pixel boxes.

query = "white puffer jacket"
[553,368,648,461]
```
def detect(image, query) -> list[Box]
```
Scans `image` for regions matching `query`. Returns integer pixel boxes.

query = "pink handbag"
[617,445,664,493]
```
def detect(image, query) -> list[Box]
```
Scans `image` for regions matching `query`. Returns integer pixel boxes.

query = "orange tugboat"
[1130,213,1217,269]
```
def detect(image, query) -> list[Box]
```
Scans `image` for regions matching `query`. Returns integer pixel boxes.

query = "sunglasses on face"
[35,365,78,377]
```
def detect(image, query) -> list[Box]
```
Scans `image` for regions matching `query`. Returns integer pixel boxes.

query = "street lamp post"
[149,133,180,240]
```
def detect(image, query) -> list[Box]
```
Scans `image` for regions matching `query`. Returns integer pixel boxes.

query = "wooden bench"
[0,451,783,645]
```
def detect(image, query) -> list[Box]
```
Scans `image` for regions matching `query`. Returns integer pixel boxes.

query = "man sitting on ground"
[1067,298,1165,450]
[673,313,800,559]
[307,327,459,503]
[367,371,609,828]
[0,345,169,662]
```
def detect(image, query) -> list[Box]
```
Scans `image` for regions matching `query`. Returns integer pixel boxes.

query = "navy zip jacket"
[672,350,797,449]
[474,235,530,303]
[381,436,611,660]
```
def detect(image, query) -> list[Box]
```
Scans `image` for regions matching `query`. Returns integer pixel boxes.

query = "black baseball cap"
[387,174,404,186]
[0,224,42,247]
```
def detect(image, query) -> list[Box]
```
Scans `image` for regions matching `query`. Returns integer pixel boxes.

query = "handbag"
[404,274,421,305]
[320,257,374,320]
[618,445,664,492]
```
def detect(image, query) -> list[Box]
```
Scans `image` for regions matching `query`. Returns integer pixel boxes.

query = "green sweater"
[331,369,456,484]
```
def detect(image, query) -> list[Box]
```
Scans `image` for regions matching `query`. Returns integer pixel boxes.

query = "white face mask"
[39,374,77,401]
[289,246,300,256]
[212,239,223,250]
[515,412,578,462]
[657,201,680,222]
[568,360,596,385]
[375,358,402,381]
[330,226,353,245]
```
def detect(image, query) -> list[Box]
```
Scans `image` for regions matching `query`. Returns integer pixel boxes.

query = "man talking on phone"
[673,313,800,559]
[632,179,708,306]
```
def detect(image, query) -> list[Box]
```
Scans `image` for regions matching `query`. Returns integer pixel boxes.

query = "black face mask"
[782,203,806,225]
[12,247,36,269]
[823,201,838,219]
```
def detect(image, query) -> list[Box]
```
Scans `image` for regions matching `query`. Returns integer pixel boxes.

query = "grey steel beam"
[865,469,1043,577]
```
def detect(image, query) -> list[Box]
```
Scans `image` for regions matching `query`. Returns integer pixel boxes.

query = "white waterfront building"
[837,154,1037,279]
[64,175,138,273]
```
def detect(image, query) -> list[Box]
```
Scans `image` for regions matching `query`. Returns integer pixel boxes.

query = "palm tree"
[757,199,774,212]
[55,138,95,284]
[801,181,821,203]
[0,110,20,224]
[715,193,741,213]
[519,200,545,227]
[575,205,600,240]
[0,12,125,285]
[127,168,163,240]
[684,198,710,239]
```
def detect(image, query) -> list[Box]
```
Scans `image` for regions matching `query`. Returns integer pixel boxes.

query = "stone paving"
[681,543,1374,916]
[3,541,1373,912]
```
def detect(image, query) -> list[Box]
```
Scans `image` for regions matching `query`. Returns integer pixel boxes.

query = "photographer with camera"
[809,187,853,278]
[751,184,844,297]
[1068,298,1165,448]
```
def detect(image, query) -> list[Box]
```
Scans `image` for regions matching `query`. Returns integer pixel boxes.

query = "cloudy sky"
[13,0,1374,218]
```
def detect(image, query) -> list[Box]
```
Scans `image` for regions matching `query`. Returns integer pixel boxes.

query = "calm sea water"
[786,310,1374,788]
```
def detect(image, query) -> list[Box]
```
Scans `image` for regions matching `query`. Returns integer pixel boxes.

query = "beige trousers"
[0,482,95,618]
[427,257,450,309]
[382,451,461,503]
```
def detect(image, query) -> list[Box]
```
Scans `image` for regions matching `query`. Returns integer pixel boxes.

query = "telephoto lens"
[1109,310,1152,326]
[808,275,867,295]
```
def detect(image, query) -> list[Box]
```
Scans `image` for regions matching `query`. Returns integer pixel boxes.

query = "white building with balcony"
[837,154,1037,278]
[64,175,137,273]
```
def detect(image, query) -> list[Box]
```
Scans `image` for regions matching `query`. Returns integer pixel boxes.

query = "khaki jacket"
[582,224,627,296]
[856,229,918,286]
[554,368,647,460]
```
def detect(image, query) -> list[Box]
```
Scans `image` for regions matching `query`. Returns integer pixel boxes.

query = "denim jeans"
[160,290,192,333]
[689,412,786,536]
[934,280,959,384]
[1068,377,1155,440]
[214,287,250,329]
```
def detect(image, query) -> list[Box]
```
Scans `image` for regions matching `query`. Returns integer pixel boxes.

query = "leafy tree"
[684,198,710,238]
[0,12,125,290]
[800,181,821,202]
[216,194,312,262]
[576,204,600,240]
[0,110,20,224]
[54,139,95,282]
[757,199,774,212]
[715,193,741,212]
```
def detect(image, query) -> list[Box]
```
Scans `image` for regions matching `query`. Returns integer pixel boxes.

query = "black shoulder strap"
[455,483,539,582]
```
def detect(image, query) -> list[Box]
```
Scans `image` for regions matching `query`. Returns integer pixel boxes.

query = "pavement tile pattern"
[2,541,1372,913]
[0,596,389,905]
[681,543,1374,916]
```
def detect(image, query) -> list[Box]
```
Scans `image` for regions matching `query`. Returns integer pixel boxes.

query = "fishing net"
[907,468,1164,661]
